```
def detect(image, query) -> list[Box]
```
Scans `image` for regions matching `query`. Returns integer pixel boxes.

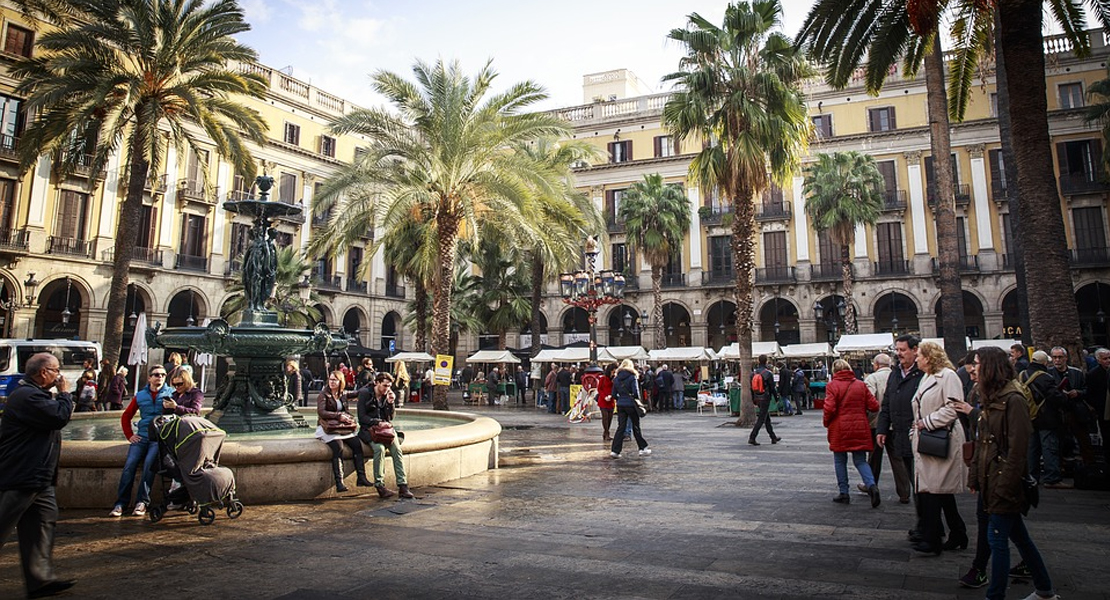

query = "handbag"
[322,412,357,435]
[961,440,976,466]
[917,427,951,458]
[370,421,396,445]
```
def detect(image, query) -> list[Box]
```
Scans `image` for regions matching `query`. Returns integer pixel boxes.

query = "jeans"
[372,439,407,486]
[986,512,1054,600]
[972,493,990,571]
[555,387,569,414]
[611,405,648,454]
[1028,429,1062,484]
[673,390,684,410]
[0,486,59,593]
[833,451,875,494]
[115,438,159,507]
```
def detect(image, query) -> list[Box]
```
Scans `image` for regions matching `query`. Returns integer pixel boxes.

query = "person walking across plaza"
[610,359,650,459]
[554,364,572,414]
[1087,348,1110,466]
[597,364,616,442]
[877,335,925,511]
[358,372,415,499]
[910,341,968,555]
[1020,351,1069,488]
[748,354,781,446]
[110,366,173,518]
[0,352,77,599]
[823,359,882,506]
[970,347,1061,600]
[859,353,892,496]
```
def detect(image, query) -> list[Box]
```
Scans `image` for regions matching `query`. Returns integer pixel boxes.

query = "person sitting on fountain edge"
[357,372,415,499]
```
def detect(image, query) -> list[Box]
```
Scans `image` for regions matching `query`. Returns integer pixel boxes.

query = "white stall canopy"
[781,342,839,358]
[648,347,715,362]
[466,350,521,364]
[834,333,894,353]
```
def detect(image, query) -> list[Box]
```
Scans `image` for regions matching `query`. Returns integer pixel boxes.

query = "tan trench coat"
[911,367,968,494]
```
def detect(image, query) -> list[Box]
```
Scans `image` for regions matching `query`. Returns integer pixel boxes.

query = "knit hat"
[1031,350,1050,366]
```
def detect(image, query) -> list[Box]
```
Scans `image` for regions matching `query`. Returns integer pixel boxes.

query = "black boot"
[331,458,348,493]
[398,484,415,499]
[354,460,373,487]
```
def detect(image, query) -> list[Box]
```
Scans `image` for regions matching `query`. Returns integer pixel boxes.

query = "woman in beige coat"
[911,341,968,555]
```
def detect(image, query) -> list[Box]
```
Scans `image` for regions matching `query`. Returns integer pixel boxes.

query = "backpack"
[1016,371,1047,423]
[751,368,767,395]
[654,373,665,389]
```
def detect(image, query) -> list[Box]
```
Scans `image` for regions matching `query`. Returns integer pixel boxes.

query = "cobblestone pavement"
[3,397,1108,599]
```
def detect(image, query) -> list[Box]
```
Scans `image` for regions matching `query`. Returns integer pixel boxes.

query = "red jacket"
[823,370,879,452]
[596,375,614,409]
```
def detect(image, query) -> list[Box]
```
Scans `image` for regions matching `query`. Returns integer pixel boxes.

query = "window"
[611,243,634,274]
[55,190,88,240]
[3,24,33,57]
[876,222,905,267]
[1059,83,1084,109]
[608,140,632,163]
[1000,213,1013,254]
[137,205,157,249]
[876,160,897,206]
[812,114,833,139]
[664,250,682,277]
[605,188,626,226]
[230,174,251,201]
[956,217,969,259]
[762,231,788,275]
[761,183,784,206]
[279,173,297,204]
[320,135,336,158]
[348,246,363,278]
[179,215,207,257]
[989,93,999,117]
[283,122,301,146]
[1073,207,1107,252]
[924,153,961,204]
[229,223,250,259]
[653,135,678,158]
[709,236,732,277]
[867,107,896,132]
[1056,139,1102,182]
[703,186,726,213]
[0,178,14,230]
[0,94,24,146]
[988,149,1008,199]
[275,232,293,248]
[186,149,208,191]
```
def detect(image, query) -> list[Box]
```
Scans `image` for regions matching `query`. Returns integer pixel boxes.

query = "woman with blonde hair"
[911,341,969,554]
[164,369,203,415]
[609,359,650,459]
[393,360,411,405]
[823,359,881,506]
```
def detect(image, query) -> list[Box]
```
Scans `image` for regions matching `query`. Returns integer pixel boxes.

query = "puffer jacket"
[823,370,879,452]
[969,381,1032,514]
[612,369,640,408]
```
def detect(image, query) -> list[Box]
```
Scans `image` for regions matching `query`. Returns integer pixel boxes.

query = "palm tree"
[803,152,885,334]
[618,173,691,349]
[14,0,267,371]
[664,0,811,426]
[470,237,532,350]
[798,0,968,359]
[379,211,438,352]
[313,59,575,410]
[223,246,322,327]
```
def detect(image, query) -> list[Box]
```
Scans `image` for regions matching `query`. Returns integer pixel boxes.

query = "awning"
[834,333,894,353]
[601,346,649,361]
[921,337,972,353]
[647,347,715,362]
[781,342,839,358]
[385,351,436,363]
[971,339,1021,351]
[715,341,783,360]
[466,349,521,364]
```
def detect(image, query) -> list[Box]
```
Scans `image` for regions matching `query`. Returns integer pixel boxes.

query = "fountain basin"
[56,409,500,508]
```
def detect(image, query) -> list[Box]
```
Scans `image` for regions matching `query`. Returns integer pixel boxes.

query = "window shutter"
[1091,139,1103,177]
[1055,142,1070,175]
[889,108,896,129]
[988,150,1004,192]
[653,136,661,157]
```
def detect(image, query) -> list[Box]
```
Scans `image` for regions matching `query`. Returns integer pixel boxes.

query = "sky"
[235,0,817,112]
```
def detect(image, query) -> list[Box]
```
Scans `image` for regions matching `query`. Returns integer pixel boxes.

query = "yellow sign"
[433,355,453,385]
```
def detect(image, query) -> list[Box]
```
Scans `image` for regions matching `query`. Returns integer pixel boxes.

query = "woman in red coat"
[597,364,616,442]
[823,359,881,507]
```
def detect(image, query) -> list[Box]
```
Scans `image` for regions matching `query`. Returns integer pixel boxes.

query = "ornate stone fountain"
[149,175,348,432]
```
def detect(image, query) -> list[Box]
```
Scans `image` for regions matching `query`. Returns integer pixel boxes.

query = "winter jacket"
[1087,364,1109,421]
[0,380,74,491]
[968,380,1033,514]
[863,367,892,429]
[168,387,204,415]
[596,374,614,410]
[104,373,127,406]
[876,363,925,458]
[356,388,398,446]
[612,369,640,408]
[911,368,968,494]
[122,383,173,440]
[1020,364,1066,431]
[823,370,880,452]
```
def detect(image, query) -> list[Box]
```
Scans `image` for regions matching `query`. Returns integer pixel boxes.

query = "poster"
[433,354,453,385]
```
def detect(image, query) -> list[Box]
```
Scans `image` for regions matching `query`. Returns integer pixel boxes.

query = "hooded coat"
[823,370,880,452]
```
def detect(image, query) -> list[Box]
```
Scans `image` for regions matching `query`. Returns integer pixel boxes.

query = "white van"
[0,339,102,412]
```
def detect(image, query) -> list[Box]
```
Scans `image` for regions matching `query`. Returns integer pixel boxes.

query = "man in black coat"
[1022,351,1070,488]
[0,353,76,598]
[1086,348,1110,466]
[876,335,924,507]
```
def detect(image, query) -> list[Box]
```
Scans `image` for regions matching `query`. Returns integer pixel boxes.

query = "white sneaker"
[132,502,147,517]
[108,505,123,517]
[639,448,652,456]
[1020,594,1060,600]
[609,451,620,459]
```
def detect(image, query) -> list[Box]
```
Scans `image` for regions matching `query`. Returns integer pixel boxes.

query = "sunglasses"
[150,372,166,377]
[172,381,186,387]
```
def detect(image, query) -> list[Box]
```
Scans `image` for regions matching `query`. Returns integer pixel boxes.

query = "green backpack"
[1015,371,1046,423]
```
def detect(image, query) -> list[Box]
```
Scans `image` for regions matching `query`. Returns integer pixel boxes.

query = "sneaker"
[1019,594,1060,600]
[108,504,124,517]
[1010,561,1032,578]
[958,567,988,588]
[609,451,620,459]
[638,448,652,456]
[166,501,185,511]
[132,502,147,517]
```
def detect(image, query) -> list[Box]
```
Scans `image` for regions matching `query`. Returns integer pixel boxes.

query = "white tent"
[532,349,563,363]
[386,351,435,363]
[466,349,521,364]
[922,337,972,353]
[834,333,894,353]
[648,347,715,362]
[549,347,592,363]
[601,346,649,361]
[715,341,783,360]
[781,342,839,358]
[971,339,1021,351]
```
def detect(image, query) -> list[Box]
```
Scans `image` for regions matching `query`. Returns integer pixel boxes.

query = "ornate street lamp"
[60,277,72,326]
[559,236,625,375]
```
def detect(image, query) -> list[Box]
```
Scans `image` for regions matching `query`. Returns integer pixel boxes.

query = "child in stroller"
[147,415,243,525]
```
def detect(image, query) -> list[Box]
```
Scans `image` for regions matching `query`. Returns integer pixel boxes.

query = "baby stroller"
[147,415,243,525]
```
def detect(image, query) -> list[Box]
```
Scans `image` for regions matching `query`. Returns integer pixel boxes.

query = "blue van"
[0,339,102,413]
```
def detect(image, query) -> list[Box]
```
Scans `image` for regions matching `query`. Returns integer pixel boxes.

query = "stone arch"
[606,304,644,346]
[34,275,91,339]
[380,310,403,352]
[872,289,920,335]
[661,302,692,348]
[756,297,799,346]
[1075,280,1110,348]
[313,303,333,327]
[560,306,590,342]
[166,288,207,327]
[933,290,987,340]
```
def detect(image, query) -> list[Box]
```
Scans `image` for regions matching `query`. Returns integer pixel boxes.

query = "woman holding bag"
[316,370,371,492]
[911,341,969,555]
[823,359,881,506]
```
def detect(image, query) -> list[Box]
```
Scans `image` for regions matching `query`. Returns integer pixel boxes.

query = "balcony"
[810,263,843,281]
[101,246,163,267]
[702,270,734,286]
[622,274,639,292]
[175,253,208,272]
[143,173,168,194]
[700,206,732,226]
[928,183,971,207]
[385,282,406,298]
[66,152,106,180]
[755,201,791,221]
[931,255,980,273]
[177,179,217,205]
[991,183,1010,202]
[1072,246,1110,266]
[225,258,243,277]
[311,212,331,229]
[881,190,907,212]
[661,273,686,288]
[0,134,18,162]
[346,279,368,294]
[47,235,90,257]
[755,266,796,284]
[0,228,29,252]
[226,189,251,202]
[1059,172,1110,195]
[605,214,624,234]
[874,260,911,276]
[314,274,342,292]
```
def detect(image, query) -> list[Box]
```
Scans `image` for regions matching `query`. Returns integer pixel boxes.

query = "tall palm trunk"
[432,212,461,410]
[925,36,967,360]
[994,8,1032,346]
[731,186,757,428]
[651,264,664,349]
[840,244,857,334]
[997,0,1082,360]
[103,130,150,372]
[413,278,427,352]
[530,251,544,358]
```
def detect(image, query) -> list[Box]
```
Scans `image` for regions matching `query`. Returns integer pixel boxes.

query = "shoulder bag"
[370,421,397,445]
[914,381,950,458]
